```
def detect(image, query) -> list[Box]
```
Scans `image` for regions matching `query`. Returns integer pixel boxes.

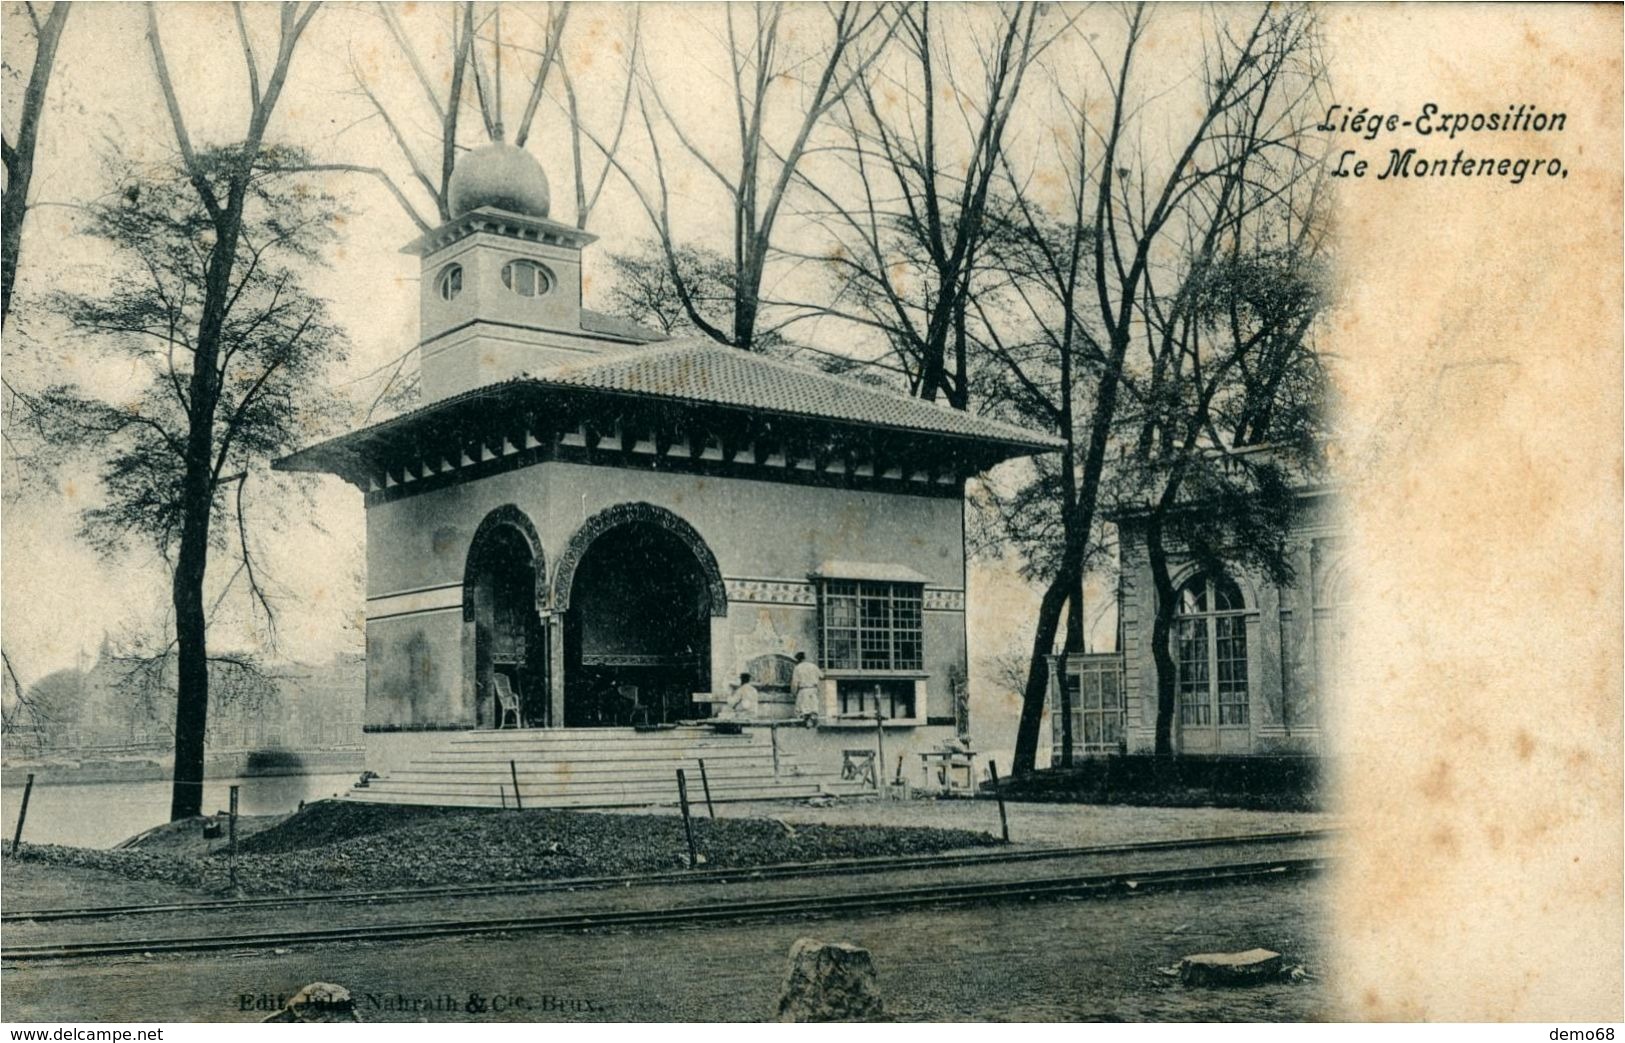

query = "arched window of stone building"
[1174,573,1249,729]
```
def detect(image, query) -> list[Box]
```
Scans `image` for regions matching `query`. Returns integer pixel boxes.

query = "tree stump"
[1179,948,1284,987]
[775,938,885,1022]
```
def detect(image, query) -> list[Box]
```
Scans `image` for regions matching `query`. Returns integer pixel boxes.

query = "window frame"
[436,263,463,301]
[816,578,926,676]
[1173,573,1251,731]
[1055,655,1125,756]
[500,258,553,298]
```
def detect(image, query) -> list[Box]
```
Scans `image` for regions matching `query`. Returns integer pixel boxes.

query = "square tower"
[400,142,609,403]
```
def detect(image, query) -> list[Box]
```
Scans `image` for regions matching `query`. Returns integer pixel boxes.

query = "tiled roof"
[277,337,1061,477]
[578,308,669,344]
[530,338,1062,450]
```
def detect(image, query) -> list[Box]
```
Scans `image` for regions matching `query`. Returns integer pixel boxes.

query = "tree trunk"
[1,3,72,326]
[1146,515,1179,757]
[1009,564,1075,775]
[1057,584,1086,767]
[1064,582,1085,652]
[168,475,212,820]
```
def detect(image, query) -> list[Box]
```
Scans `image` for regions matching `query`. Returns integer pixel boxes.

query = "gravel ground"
[8,801,1002,897]
[1,858,204,912]
[628,797,1335,848]
[2,834,1329,950]
[0,874,1330,1021]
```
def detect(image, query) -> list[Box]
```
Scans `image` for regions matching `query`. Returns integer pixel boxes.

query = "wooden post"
[987,760,1011,843]
[873,709,886,791]
[228,785,240,892]
[697,758,716,819]
[9,772,35,857]
[509,759,524,811]
[676,769,698,868]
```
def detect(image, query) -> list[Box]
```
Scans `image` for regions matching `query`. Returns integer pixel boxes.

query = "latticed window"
[819,580,924,672]
[1174,573,1249,728]
[1052,655,1125,758]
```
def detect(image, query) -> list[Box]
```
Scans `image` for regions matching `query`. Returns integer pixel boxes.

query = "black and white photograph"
[0,0,1618,1027]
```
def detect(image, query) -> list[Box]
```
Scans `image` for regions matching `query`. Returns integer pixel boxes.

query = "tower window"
[501,259,552,298]
[436,263,463,301]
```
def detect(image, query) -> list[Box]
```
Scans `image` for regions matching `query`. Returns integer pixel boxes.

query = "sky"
[1,2,1217,761]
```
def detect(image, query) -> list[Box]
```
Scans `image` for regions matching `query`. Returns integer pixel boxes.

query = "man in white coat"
[791,651,823,727]
[723,672,760,721]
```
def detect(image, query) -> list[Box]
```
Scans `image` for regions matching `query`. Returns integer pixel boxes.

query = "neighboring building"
[1049,477,1342,759]
[276,143,1060,777]
[2,645,364,759]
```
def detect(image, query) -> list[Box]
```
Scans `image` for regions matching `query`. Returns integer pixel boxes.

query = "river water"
[0,772,358,849]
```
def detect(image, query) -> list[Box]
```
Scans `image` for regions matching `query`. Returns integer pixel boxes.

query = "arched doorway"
[555,505,725,727]
[465,507,549,728]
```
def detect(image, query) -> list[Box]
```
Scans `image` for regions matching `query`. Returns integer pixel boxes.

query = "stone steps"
[344,781,838,810]
[347,726,870,809]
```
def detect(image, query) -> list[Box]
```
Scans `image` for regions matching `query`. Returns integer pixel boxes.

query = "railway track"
[4,828,1333,925]
[1,855,1325,963]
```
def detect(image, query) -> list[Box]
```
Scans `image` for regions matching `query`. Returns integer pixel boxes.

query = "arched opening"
[561,520,717,726]
[465,509,548,728]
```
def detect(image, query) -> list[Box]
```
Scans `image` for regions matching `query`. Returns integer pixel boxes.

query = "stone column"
[548,612,566,728]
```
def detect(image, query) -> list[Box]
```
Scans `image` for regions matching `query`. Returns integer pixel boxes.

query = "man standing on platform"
[792,651,823,727]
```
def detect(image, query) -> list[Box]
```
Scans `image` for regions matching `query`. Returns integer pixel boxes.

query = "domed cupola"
[402,143,624,403]
[447,142,552,219]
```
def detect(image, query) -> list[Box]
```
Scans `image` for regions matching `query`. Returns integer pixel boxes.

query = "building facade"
[277,143,1060,776]
[1050,488,1343,760]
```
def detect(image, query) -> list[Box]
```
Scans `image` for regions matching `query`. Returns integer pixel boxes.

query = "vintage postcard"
[0,1,1618,1027]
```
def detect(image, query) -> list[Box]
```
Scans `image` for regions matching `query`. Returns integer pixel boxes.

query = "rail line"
[3,827,1333,924]
[1,855,1325,963]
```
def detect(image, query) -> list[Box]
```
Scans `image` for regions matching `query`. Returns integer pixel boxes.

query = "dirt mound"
[233,800,477,855]
[17,803,1001,897]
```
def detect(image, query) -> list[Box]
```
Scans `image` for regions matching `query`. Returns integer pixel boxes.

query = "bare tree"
[305,3,637,417]
[786,2,1051,404]
[72,1,326,821]
[307,3,633,233]
[995,4,1330,775]
[604,237,735,338]
[1122,13,1332,753]
[1,1,72,326]
[618,3,894,351]
[19,133,348,818]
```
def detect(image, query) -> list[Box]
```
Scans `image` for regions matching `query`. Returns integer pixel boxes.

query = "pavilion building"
[276,143,1060,799]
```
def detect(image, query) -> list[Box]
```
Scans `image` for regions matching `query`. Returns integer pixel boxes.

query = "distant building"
[276,143,1060,777]
[1049,478,1342,759]
[3,645,363,758]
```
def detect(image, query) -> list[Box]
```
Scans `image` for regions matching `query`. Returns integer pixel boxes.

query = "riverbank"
[1,748,364,788]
